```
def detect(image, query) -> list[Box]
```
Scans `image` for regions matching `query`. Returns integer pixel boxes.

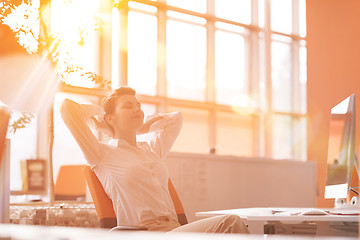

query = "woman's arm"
[146,112,183,160]
[136,114,163,135]
[60,99,105,165]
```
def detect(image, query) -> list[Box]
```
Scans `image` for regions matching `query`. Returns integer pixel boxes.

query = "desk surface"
[197,207,360,222]
[0,224,357,240]
[197,207,359,236]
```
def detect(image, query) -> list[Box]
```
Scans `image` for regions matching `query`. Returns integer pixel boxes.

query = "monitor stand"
[333,154,360,210]
[355,154,359,181]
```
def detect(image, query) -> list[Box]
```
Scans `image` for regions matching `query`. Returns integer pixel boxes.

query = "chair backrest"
[55,165,86,200]
[83,165,188,228]
[168,179,188,225]
[83,166,117,228]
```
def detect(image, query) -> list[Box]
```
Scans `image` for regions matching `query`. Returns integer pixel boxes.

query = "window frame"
[56,0,307,160]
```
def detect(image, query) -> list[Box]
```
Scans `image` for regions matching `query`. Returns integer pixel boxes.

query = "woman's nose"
[134,105,141,112]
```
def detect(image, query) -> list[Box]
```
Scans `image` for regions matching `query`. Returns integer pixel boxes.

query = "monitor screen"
[325,94,356,199]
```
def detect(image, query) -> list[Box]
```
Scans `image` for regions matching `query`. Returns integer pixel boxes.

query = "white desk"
[197,207,359,236]
[0,223,358,240]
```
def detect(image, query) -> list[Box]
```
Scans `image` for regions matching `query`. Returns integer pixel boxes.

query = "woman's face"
[107,94,144,132]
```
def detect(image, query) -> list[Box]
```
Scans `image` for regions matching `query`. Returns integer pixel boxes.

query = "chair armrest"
[110,225,148,231]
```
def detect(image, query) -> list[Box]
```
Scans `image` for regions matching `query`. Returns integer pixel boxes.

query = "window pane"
[270,0,292,34]
[53,93,99,181]
[8,112,38,191]
[167,20,206,101]
[293,117,307,161]
[166,0,207,14]
[215,0,251,25]
[128,11,157,96]
[216,112,254,156]
[272,114,292,159]
[141,103,157,118]
[299,0,307,37]
[50,0,100,88]
[136,103,157,143]
[271,37,292,112]
[215,30,247,105]
[167,106,209,154]
[112,8,120,89]
[300,43,307,114]
[258,0,265,28]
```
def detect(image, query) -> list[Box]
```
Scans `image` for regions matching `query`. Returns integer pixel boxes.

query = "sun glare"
[1,0,103,88]
[231,95,257,116]
[0,54,57,115]
[50,0,101,88]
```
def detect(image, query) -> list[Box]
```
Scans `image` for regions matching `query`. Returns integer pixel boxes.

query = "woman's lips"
[132,114,142,119]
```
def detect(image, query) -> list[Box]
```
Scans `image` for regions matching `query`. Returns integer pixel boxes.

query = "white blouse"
[61,99,183,229]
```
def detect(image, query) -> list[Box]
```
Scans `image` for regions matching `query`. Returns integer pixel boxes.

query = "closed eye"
[121,101,141,109]
[121,102,133,109]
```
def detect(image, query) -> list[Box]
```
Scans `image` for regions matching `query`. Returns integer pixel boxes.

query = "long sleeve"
[148,111,183,160]
[60,99,104,166]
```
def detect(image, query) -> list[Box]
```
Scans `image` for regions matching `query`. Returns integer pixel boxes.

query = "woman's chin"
[133,123,144,131]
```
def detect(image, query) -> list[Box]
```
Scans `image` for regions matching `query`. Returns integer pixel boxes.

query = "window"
[216,112,255,156]
[111,0,307,160]
[50,0,100,88]
[215,0,251,25]
[7,112,38,191]
[166,12,207,101]
[1,0,102,191]
[15,0,307,192]
[4,0,307,191]
[169,106,210,153]
[52,93,96,181]
[215,24,248,106]
[51,0,307,161]
[127,9,157,96]
[1,0,40,191]
[271,35,292,113]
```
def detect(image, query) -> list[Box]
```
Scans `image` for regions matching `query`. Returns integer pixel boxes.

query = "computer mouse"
[299,209,328,215]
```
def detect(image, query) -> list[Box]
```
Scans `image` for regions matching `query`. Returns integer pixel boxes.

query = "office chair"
[83,165,188,230]
[55,165,87,200]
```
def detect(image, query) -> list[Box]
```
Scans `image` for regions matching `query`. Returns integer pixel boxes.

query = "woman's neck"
[115,130,137,147]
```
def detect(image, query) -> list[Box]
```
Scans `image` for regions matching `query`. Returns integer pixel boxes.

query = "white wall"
[166,152,317,222]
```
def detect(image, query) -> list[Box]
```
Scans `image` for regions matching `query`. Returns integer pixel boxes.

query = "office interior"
[1,0,360,238]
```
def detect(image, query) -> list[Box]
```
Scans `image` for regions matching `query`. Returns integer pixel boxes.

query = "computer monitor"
[325,94,359,199]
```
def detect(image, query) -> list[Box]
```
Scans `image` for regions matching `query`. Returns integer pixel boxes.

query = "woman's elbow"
[174,111,183,126]
[60,99,78,120]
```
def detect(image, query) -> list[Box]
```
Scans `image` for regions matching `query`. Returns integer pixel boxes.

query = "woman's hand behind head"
[90,116,115,138]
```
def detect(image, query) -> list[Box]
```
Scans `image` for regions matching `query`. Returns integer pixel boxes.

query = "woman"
[61,86,249,233]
